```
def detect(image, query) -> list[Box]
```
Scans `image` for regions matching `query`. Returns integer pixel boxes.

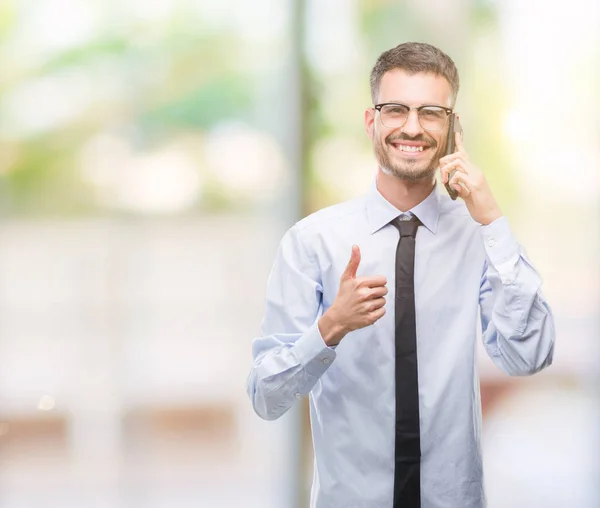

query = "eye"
[420,107,445,119]
[383,105,409,115]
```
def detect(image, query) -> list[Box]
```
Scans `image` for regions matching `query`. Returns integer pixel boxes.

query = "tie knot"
[392,215,421,238]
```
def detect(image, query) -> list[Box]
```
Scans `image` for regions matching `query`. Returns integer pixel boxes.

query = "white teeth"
[398,145,424,152]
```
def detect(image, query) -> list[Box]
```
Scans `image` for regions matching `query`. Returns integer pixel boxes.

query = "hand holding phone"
[443,115,463,200]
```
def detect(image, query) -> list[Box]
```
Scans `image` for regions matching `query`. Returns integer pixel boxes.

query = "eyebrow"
[378,101,449,108]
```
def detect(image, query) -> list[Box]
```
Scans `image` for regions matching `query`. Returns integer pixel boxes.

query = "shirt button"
[322,358,330,364]
[399,215,411,221]
[488,238,496,247]
[295,393,302,399]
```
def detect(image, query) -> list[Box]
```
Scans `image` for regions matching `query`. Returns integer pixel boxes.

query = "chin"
[381,162,436,182]
[396,170,436,182]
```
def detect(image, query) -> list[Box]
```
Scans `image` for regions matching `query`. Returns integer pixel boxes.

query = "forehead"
[377,68,453,108]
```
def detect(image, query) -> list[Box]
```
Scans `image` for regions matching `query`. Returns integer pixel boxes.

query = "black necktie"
[391,215,422,508]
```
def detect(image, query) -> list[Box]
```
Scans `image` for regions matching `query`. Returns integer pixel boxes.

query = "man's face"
[365,69,454,182]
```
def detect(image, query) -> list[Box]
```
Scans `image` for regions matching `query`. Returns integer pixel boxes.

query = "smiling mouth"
[396,145,424,152]
[390,143,431,155]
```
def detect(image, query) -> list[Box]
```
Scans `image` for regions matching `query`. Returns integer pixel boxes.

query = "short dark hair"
[370,42,459,105]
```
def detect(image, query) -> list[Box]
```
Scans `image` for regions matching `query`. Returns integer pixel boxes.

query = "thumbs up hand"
[318,245,388,347]
[341,243,362,280]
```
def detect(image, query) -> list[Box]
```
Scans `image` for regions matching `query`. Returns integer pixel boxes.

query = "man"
[246,42,555,508]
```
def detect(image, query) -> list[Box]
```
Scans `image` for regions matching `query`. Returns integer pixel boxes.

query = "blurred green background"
[0,1,597,507]
[0,0,519,218]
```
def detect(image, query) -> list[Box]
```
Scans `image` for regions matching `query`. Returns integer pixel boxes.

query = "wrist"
[479,207,502,226]
[318,310,347,347]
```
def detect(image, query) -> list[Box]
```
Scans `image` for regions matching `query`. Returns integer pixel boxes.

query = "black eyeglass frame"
[373,102,454,131]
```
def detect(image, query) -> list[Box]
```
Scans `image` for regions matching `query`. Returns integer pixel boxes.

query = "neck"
[375,166,435,212]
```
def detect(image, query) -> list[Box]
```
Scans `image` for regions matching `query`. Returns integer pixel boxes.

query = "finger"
[440,135,468,165]
[448,171,472,198]
[367,297,386,311]
[439,151,464,166]
[358,285,387,302]
[440,164,451,183]
[369,285,389,298]
[341,245,361,280]
[455,130,468,158]
[440,159,467,183]
[357,275,387,288]
[367,306,386,324]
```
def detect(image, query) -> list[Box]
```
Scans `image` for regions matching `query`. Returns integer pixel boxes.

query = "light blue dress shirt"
[246,182,555,508]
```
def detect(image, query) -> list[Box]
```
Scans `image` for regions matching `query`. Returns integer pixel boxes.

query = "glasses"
[374,103,453,131]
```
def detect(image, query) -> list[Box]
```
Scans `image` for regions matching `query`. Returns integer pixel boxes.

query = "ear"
[364,108,375,141]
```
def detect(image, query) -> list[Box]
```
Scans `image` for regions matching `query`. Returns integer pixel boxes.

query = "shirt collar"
[365,178,440,235]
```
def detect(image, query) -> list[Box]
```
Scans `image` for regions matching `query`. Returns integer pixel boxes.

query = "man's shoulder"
[294,194,366,234]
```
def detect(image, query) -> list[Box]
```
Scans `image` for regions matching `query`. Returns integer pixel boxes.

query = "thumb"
[341,245,361,280]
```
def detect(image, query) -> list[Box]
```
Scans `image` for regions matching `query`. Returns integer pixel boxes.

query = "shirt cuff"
[292,322,336,377]
[481,216,521,281]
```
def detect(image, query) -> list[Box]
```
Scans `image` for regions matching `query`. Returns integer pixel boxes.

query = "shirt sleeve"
[246,224,336,421]
[479,216,556,375]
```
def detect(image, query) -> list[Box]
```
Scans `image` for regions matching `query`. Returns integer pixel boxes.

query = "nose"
[401,109,424,137]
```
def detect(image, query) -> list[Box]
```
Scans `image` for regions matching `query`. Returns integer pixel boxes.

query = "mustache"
[386,133,437,147]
